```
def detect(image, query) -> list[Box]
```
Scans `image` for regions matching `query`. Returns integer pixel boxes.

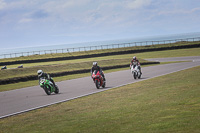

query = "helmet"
[93,62,97,67]
[37,70,43,77]
[133,56,136,60]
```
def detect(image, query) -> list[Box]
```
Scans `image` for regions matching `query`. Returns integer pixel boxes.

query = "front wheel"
[44,86,51,95]
[95,80,100,89]
[102,80,106,88]
[138,72,141,79]
[55,85,59,94]
[133,72,137,79]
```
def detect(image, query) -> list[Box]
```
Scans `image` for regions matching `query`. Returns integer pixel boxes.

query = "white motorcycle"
[131,65,141,79]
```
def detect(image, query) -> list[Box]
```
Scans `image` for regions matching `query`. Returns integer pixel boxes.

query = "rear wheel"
[95,80,100,89]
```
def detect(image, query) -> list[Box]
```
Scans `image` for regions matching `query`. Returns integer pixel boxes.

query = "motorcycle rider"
[130,56,142,74]
[37,70,56,87]
[91,62,106,82]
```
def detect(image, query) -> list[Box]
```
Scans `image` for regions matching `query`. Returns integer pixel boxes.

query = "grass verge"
[0,58,148,80]
[1,47,200,80]
[0,65,199,133]
[3,47,200,69]
[1,47,199,91]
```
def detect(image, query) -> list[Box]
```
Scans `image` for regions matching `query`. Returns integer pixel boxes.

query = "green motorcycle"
[39,78,59,95]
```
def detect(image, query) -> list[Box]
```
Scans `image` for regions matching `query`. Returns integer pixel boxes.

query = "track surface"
[0,56,200,118]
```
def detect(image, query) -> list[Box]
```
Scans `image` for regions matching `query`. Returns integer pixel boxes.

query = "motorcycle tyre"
[95,80,100,89]
[102,81,106,88]
[133,72,137,79]
[44,86,51,95]
[55,85,59,94]
[138,73,141,79]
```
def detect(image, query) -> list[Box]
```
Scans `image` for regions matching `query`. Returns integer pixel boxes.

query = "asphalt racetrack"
[0,56,200,119]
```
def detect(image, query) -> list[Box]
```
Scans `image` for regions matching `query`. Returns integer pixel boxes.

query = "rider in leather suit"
[37,70,56,87]
[130,56,142,74]
[91,62,106,81]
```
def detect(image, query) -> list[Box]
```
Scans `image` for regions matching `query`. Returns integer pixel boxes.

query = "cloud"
[18,10,50,24]
[42,0,91,14]
[0,0,6,10]
[125,0,152,10]
[191,7,200,13]
[0,0,152,27]
[19,18,32,23]
[158,7,200,16]
[0,0,35,10]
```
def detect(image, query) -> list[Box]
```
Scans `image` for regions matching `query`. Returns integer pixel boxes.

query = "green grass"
[0,47,199,92]
[1,47,200,80]
[0,65,199,133]
[4,47,200,69]
[0,42,199,132]
[0,58,148,80]
[135,47,200,59]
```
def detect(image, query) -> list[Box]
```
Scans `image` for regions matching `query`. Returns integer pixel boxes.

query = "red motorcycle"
[92,70,106,89]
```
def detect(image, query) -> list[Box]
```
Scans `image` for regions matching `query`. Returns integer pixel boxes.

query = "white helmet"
[93,62,97,67]
[133,56,136,60]
[37,70,43,77]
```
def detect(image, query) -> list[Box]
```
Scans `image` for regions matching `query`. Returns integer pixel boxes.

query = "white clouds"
[191,7,200,13]
[1,0,34,10]
[0,0,152,27]
[19,18,33,23]
[125,0,152,10]
[158,7,200,16]
[0,0,6,10]
[1,0,199,26]
[0,0,200,48]
[42,0,91,15]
